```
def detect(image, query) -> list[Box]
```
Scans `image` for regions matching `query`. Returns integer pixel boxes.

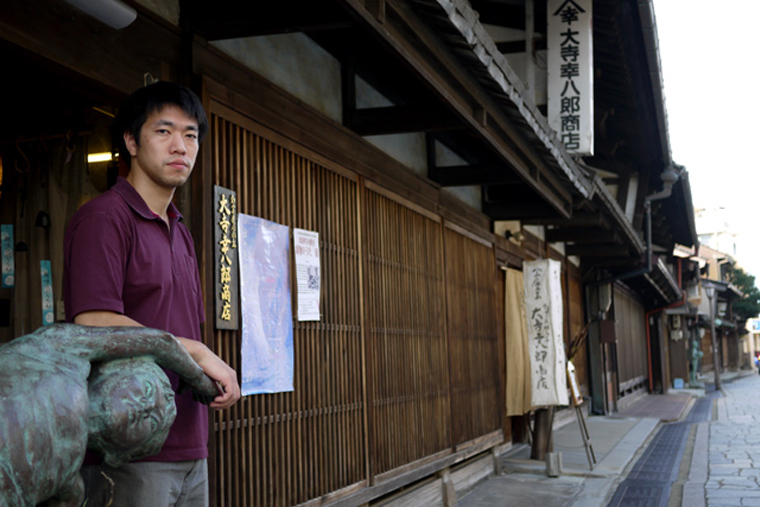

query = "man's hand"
[178,338,241,409]
[75,311,241,409]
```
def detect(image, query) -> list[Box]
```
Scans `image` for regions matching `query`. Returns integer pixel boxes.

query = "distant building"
[696,207,738,258]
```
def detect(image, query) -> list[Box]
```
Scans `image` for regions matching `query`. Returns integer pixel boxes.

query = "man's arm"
[75,311,241,409]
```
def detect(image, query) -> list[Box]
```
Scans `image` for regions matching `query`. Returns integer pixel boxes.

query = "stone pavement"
[687,371,760,507]
[457,395,684,506]
[458,370,760,507]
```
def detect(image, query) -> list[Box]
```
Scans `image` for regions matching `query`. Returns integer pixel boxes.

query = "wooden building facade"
[0,0,697,505]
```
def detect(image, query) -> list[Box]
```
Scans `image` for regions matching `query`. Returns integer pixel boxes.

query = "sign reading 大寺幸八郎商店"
[547,0,594,156]
[214,185,239,330]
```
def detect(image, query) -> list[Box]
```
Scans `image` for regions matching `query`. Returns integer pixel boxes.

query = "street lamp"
[705,286,722,391]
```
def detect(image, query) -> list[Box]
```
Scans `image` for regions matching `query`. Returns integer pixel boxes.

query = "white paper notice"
[294,228,321,321]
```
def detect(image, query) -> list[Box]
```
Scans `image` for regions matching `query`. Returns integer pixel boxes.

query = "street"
[460,371,760,506]
[703,372,760,506]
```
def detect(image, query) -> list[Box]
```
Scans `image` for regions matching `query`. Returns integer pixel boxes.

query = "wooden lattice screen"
[363,185,451,477]
[444,225,501,446]
[614,284,648,388]
[207,97,501,506]
[210,105,365,506]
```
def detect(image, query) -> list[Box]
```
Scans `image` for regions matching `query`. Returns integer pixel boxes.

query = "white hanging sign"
[548,0,594,156]
[523,259,568,407]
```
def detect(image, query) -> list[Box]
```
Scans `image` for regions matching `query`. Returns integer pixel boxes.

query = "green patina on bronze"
[690,337,704,387]
[0,324,219,507]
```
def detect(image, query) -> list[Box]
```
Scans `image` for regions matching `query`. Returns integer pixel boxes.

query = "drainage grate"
[607,423,689,506]
[684,396,713,423]
[608,482,663,507]
[627,423,689,481]
[607,390,720,507]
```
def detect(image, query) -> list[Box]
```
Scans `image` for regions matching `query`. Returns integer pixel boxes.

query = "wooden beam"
[581,258,641,269]
[565,244,631,257]
[545,228,619,244]
[484,201,564,221]
[181,0,353,40]
[351,106,464,135]
[495,38,547,54]
[339,0,575,217]
[341,44,357,128]
[523,213,609,228]
[430,165,522,187]
[366,0,386,23]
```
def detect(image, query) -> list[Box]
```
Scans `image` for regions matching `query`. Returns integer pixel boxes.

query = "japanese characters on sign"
[293,228,321,321]
[523,259,569,407]
[214,185,240,330]
[548,0,594,156]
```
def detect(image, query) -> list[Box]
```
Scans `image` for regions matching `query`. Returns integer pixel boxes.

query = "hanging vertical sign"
[548,0,594,156]
[214,185,239,330]
[293,228,321,321]
[1,225,14,288]
[523,259,569,407]
[239,214,294,395]
[40,260,54,325]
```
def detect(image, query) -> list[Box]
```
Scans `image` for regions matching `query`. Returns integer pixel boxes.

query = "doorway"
[0,41,122,342]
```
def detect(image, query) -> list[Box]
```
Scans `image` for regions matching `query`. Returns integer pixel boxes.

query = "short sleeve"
[64,211,130,321]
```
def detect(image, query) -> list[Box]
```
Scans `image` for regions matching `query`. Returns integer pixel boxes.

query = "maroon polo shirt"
[64,177,207,462]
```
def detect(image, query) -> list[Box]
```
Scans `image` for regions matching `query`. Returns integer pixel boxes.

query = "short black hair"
[113,81,209,166]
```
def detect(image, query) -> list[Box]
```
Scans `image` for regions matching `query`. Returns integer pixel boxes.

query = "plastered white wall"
[212,34,342,123]
[435,140,481,210]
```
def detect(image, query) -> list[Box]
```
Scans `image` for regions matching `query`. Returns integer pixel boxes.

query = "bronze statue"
[690,337,704,387]
[0,324,219,507]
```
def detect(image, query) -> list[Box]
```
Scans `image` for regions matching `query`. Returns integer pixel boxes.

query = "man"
[64,81,241,506]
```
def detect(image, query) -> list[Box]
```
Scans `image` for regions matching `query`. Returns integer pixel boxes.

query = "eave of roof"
[636,0,672,166]
[411,0,594,200]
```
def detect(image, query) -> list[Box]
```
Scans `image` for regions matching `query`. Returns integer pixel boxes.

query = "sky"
[653,1,760,278]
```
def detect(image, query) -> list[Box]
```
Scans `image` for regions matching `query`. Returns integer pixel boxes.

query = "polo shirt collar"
[112,177,184,222]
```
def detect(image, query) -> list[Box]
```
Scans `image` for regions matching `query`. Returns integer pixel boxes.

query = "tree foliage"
[725,264,760,327]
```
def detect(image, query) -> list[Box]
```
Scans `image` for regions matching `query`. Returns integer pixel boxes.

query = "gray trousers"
[81,459,208,507]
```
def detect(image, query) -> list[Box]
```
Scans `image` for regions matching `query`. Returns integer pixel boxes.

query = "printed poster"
[293,228,321,321]
[238,214,294,395]
[523,259,568,407]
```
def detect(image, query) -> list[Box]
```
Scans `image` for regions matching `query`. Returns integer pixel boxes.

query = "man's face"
[124,104,200,189]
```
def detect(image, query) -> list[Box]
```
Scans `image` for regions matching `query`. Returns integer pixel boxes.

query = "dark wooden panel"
[209,106,365,506]
[614,284,647,387]
[444,225,501,446]
[567,263,588,394]
[363,187,451,476]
